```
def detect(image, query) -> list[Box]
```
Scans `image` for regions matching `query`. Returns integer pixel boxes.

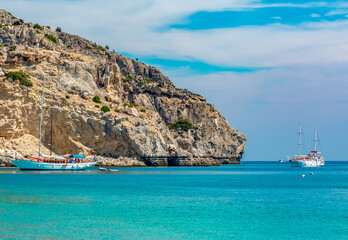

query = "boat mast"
[314,127,318,151]
[298,123,302,155]
[50,109,53,156]
[38,88,44,158]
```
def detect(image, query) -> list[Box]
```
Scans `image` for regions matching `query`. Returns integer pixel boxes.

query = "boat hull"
[289,159,324,167]
[11,159,96,170]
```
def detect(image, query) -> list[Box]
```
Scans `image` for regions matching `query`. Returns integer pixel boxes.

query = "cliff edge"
[0,10,246,166]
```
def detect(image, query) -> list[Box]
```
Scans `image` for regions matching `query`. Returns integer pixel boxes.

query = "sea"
[0,161,347,240]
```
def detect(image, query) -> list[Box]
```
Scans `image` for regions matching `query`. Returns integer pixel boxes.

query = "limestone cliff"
[0,10,246,166]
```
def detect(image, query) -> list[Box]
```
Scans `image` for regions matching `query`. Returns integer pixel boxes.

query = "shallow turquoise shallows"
[0,162,347,240]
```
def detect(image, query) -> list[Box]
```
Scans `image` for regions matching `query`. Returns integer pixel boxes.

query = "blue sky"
[1,0,348,161]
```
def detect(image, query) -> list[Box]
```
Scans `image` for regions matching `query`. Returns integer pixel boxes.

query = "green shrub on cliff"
[101,106,110,113]
[9,45,16,51]
[0,44,4,48]
[124,103,137,108]
[122,75,133,83]
[13,21,21,26]
[33,24,42,30]
[45,34,58,44]
[140,109,146,113]
[114,109,120,113]
[92,95,102,103]
[7,71,33,87]
[137,77,154,86]
[0,24,3,28]
[96,45,105,51]
[168,120,195,132]
[56,27,61,32]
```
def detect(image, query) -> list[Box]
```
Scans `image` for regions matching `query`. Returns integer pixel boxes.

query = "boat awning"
[310,151,318,153]
[69,155,85,159]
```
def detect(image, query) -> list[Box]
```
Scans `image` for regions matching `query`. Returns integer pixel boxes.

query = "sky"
[1,0,348,161]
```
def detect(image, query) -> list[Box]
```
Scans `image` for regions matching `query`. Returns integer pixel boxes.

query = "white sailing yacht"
[11,89,97,170]
[289,124,324,167]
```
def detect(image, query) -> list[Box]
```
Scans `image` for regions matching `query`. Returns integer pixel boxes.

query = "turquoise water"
[0,162,347,239]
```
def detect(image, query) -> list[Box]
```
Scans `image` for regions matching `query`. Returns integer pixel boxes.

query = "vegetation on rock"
[114,109,120,113]
[137,77,154,86]
[124,103,137,108]
[33,24,42,30]
[45,34,58,44]
[0,44,3,48]
[101,106,110,113]
[92,95,102,103]
[121,75,133,83]
[9,45,16,51]
[56,27,61,32]
[169,120,195,132]
[96,45,105,51]
[7,71,33,87]
[140,109,146,113]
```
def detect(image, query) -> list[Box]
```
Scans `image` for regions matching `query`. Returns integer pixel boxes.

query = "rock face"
[0,10,246,166]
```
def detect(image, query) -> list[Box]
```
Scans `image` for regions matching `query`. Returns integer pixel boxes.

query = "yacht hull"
[11,159,96,170]
[289,159,324,167]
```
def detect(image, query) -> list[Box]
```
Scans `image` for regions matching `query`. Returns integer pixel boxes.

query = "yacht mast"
[38,88,44,158]
[314,127,318,151]
[50,109,53,156]
[298,123,302,155]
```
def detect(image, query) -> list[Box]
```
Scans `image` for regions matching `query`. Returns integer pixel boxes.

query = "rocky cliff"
[0,10,246,166]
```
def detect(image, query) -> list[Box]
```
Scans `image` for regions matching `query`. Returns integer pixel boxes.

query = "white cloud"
[2,0,348,69]
[310,13,320,18]
[325,9,348,16]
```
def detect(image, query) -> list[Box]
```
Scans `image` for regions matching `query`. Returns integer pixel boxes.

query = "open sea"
[0,161,347,240]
